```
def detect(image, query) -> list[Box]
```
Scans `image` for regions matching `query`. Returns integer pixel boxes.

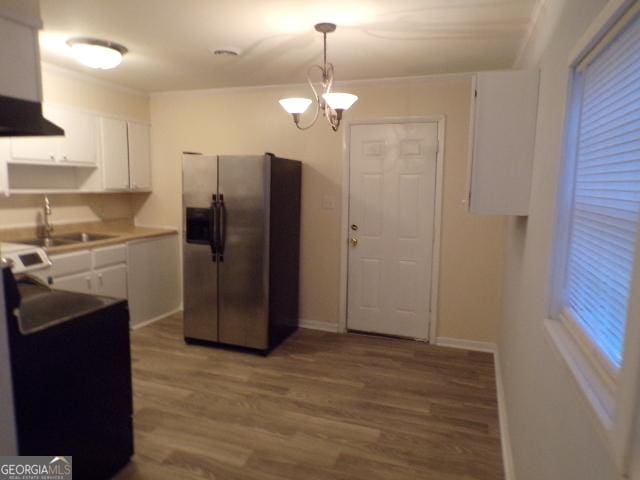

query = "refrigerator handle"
[219,193,226,261]
[209,194,218,262]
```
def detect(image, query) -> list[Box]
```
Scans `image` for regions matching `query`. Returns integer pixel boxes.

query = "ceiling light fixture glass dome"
[66,38,128,70]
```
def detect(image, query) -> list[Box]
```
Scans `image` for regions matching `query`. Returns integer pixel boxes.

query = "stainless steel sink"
[19,232,117,248]
[19,237,75,248]
[54,232,116,243]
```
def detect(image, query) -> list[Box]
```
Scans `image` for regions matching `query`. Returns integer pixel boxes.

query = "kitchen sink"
[19,232,117,248]
[19,237,75,248]
[54,232,116,243]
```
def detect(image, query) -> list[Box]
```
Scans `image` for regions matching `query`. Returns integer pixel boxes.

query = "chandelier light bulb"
[279,98,313,114]
[322,93,358,111]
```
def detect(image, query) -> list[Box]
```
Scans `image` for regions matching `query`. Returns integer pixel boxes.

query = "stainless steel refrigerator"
[182,153,301,351]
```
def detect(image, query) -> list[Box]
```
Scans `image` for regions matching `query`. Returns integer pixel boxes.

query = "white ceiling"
[38,0,538,93]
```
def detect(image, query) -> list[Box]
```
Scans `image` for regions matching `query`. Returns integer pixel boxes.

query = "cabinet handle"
[86,275,92,289]
[49,155,55,160]
[98,273,103,285]
[63,155,68,161]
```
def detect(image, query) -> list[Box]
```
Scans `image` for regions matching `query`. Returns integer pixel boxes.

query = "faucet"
[43,195,53,240]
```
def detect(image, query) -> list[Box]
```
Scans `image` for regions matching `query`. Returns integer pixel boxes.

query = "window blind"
[564,12,640,369]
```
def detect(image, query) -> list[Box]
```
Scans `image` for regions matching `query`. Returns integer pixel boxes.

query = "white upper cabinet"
[9,134,58,164]
[127,122,151,191]
[9,105,98,166]
[466,70,539,215]
[100,118,151,191]
[101,117,130,190]
[51,107,98,165]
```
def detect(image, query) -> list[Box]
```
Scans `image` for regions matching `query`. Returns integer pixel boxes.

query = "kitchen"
[2,1,640,479]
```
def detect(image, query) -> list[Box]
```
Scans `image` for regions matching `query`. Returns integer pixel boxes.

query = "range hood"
[0,2,64,137]
[0,95,64,137]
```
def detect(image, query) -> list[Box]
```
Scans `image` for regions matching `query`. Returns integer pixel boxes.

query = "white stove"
[0,242,51,274]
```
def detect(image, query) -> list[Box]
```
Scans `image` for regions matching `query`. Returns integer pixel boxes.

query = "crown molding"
[41,62,149,98]
[150,71,474,99]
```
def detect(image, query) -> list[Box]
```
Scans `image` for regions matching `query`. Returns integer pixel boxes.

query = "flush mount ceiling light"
[66,37,128,70]
[279,23,358,132]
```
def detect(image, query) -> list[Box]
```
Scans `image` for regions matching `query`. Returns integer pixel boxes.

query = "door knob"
[351,224,359,231]
[350,237,358,247]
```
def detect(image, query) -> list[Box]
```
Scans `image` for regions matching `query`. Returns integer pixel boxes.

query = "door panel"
[53,271,93,295]
[128,122,151,190]
[347,123,438,339]
[218,155,268,349]
[182,154,218,342]
[52,107,98,165]
[95,264,128,299]
[101,117,129,190]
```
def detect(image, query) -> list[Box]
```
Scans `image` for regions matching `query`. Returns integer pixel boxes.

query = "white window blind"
[564,12,640,370]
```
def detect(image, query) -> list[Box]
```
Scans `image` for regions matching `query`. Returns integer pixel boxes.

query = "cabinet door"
[467,70,539,215]
[9,111,60,164]
[127,122,151,190]
[127,235,179,326]
[52,107,98,165]
[95,264,128,299]
[52,271,94,295]
[101,117,130,190]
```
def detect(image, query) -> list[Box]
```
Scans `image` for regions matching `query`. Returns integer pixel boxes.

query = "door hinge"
[474,89,478,98]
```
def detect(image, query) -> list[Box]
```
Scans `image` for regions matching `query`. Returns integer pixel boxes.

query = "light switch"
[322,194,336,210]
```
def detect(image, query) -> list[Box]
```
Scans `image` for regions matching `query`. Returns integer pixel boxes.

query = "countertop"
[40,226,178,254]
[0,220,177,255]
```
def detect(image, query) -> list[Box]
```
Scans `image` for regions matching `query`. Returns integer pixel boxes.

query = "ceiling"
[38,0,538,93]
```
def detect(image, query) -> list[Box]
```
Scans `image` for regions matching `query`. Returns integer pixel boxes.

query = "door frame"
[338,116,446,342]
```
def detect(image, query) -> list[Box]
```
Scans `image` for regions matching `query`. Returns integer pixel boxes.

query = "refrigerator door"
[182,154,219,342]
[218,155,269,349]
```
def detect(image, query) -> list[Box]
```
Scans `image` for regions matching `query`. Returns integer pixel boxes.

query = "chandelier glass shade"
[279,23,358,132]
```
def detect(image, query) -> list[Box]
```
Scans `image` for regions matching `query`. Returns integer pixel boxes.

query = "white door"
[127,122,151,190]
[101,117,130,190]
[95,264,128,299]
[347,122,438,339]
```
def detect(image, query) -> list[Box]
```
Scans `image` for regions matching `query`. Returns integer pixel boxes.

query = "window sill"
[543,318,616,446]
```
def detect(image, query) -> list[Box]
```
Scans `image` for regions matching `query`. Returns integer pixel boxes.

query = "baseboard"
[494,349,516,480]
[435,336,497,353]
[299,319,340,333]
[131,308,182,330]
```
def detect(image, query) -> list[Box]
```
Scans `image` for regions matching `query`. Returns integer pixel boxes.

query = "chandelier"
[279,23,358,132]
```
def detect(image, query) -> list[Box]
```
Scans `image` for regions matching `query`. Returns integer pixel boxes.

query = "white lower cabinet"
[49,245,127,299]
[52,270,94,295]
[43,235,179,327]
[127,234,180,327]
[94,264,128,299]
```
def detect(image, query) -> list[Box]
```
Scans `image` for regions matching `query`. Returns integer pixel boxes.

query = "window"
[549,1,640,470]
[559,8,640,379]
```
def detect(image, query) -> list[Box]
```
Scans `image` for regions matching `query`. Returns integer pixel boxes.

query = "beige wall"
[0,65,150,229]
[499,0,622,479]
[137,77,504,342]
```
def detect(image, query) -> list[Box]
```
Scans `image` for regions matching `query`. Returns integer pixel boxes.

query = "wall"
[500,0,622,479]
[0,65,150,229]
[136,77,504,343]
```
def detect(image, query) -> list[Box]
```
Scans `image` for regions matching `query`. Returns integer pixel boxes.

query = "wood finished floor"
[114,314,504,480]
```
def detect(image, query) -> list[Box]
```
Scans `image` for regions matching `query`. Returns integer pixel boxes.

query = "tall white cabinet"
[466,70,539,215]
[101,118,151,191]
